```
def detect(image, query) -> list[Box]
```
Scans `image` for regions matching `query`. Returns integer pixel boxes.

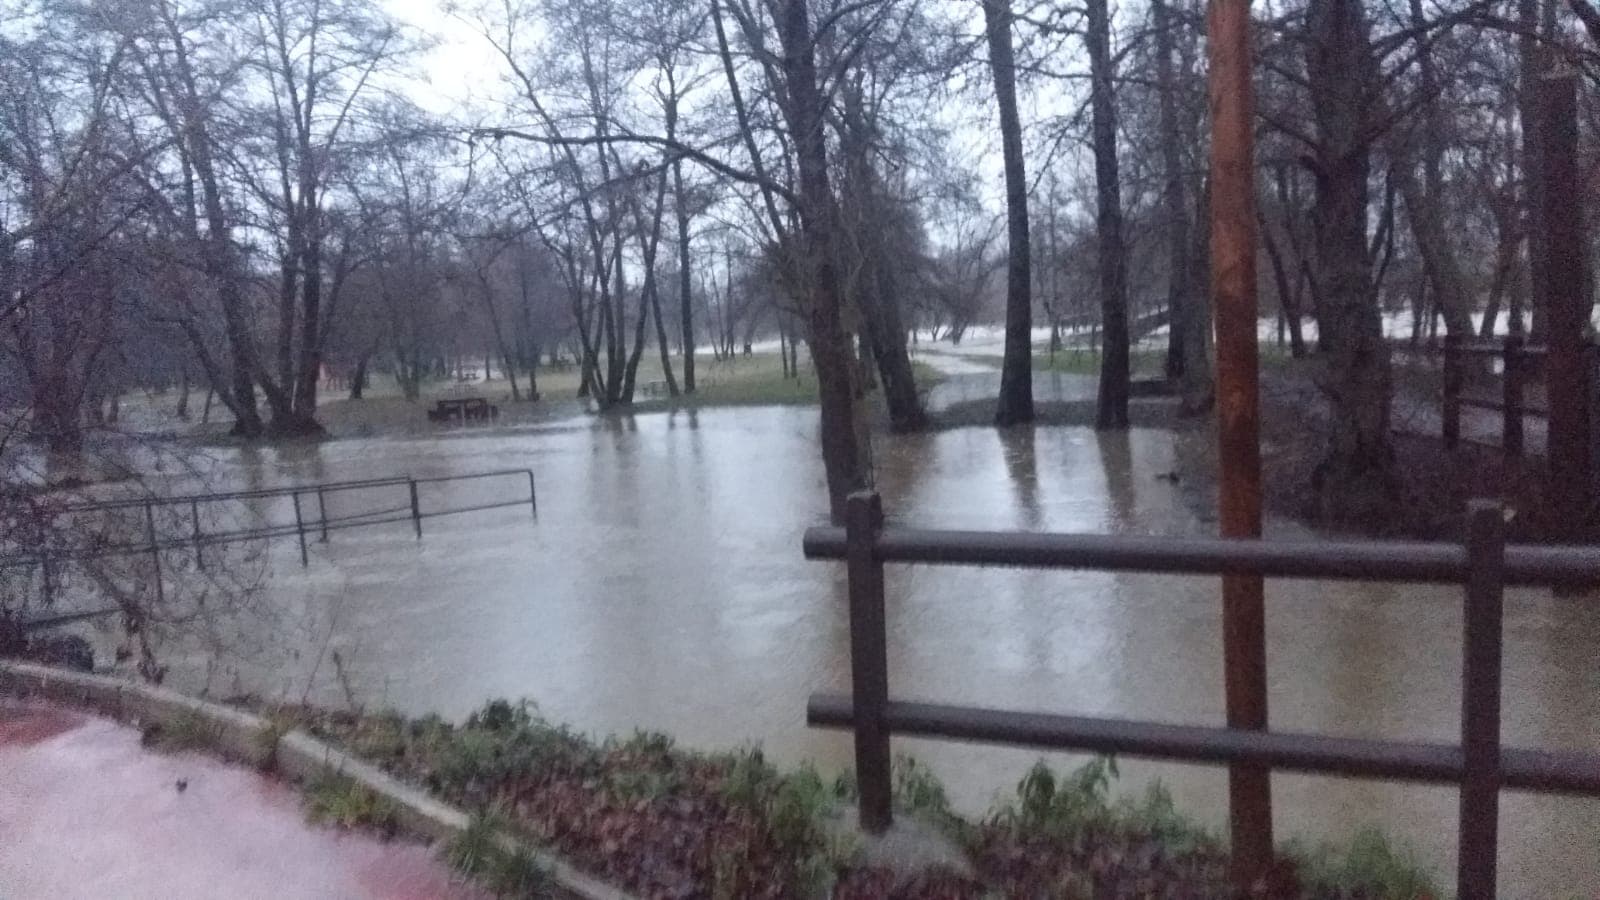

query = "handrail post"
[189,500,204,570]
[527,469,537,517]
[846,491,891,834]
[291,491,309,567]
[316,487,329,542]
[1458,500,1506,900]
[1503,335,1524,456]
[408,479,423,539]
[1444,333,1462,448]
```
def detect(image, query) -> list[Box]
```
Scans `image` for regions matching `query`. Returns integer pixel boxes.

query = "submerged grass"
[251,698,1439,899]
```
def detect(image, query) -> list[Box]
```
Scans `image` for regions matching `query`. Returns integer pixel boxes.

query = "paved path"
[0,702,483,900]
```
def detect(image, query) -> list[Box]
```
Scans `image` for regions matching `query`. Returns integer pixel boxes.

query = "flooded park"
[54,376,1592,896]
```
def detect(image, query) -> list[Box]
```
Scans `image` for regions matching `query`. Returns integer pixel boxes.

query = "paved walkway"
[0,702,483,900]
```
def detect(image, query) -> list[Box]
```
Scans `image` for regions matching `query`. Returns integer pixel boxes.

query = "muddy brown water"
[93,401,1600,895]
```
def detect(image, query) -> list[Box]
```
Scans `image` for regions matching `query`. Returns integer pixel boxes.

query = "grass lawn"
[629,352,945,409]
[296,351,945,437]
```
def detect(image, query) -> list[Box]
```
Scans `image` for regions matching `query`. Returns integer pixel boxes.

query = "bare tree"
[983,0,1034,426]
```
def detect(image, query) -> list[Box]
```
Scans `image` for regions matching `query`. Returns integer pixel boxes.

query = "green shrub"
[140,711,219,753]
[304,770,398,835]
[1286,827,1441,899]
[1000,757,1118,836]
[444,810,554,898]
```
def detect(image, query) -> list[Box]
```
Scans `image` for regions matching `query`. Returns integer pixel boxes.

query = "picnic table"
[426,397,499,425]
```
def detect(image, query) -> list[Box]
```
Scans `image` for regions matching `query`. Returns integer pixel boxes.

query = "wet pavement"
[0,702,481,900]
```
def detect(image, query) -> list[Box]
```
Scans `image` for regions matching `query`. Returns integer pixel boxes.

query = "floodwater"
[89,392,1600,895]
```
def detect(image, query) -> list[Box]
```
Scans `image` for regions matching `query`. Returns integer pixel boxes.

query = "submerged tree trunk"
[984,0,1034,426]
[1087,0,1130,430]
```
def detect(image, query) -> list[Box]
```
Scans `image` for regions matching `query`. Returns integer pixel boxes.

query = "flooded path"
[112,404,1600,895]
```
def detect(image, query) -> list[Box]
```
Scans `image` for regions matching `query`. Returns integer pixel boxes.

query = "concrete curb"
[0,661,636,900]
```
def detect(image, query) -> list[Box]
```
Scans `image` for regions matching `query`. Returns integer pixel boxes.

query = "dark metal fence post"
[409,478,422,539]
[1444,334,1462,448]
[291,491,309,567]
[846,491,891,833]
[1458,500,1506,900]
[1503,336,1524,456]
[316,487,329,542]
[189,500,204,570]
[143,502,165,607]
[40,555,53,605]
[527,470,537,517]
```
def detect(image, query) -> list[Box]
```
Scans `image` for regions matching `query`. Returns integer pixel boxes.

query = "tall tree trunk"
[349,350,370,401]
[1395,0,1472,341]
[838,83,927,431]
[1087,0,1130,430]
[1519,0,1547,340]
[1153,0,1212,410]
[1306,0,1395,520]
[1261,217,1308,357]
[162,6,262,436]
[778,0,868,521]
[674,162,697,393]
[984,0,1034,425]
[292,204,325,424]
[623,169,672,402]
[276,245,297,397]
[175,364,191,421]
[650,273,679,397]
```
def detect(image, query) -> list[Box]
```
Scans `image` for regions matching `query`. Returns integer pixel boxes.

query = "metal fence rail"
[802,491,1600,900]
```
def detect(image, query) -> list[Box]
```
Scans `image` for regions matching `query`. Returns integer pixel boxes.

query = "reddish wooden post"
[1539,73,1593,535]
[1503,335,1524,457]
[1207,0,1272,880]
[1458,500,1506,900]
[846,491,891,833]
[1444,334,1463,448]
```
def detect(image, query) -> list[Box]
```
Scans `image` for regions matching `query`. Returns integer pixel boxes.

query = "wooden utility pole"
[1537,73,1593,538]
[1207,0,1273,882]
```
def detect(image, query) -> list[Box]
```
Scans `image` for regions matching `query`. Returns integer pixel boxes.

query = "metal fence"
[14,468,536,628]
[803,490,1600,900]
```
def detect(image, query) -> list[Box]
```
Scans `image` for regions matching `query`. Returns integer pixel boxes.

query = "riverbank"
[0,660,1438,899]
[236,698,1444,898]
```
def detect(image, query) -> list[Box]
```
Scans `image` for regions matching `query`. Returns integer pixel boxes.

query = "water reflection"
[137,406,1600,895]
[999,428,1040,528]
